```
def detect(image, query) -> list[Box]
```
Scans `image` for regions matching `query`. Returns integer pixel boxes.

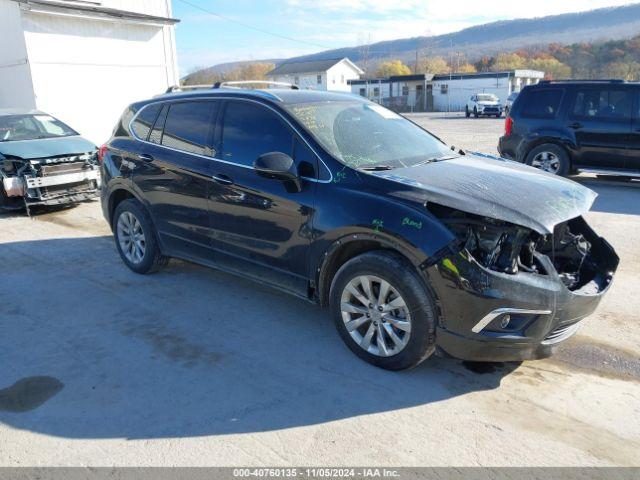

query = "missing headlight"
[427,203,544,275]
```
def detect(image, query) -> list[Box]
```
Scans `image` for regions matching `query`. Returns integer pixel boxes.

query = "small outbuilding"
[350,69,545,112]
[267,58,364,92]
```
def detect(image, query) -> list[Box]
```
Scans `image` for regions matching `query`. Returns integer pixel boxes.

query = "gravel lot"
[1,112,639,467]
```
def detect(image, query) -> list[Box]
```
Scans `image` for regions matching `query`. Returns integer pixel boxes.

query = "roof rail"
[538,79,626,84]
[213,80,299,90]
[164,84,211,93]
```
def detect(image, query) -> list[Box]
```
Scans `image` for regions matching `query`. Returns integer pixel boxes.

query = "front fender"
[310,180,457,302]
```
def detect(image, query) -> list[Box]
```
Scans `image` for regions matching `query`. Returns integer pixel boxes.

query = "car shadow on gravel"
[0,235,520,440]
[572,176,640,216]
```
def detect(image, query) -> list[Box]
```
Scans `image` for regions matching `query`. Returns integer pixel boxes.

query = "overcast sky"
[172,0,636,74]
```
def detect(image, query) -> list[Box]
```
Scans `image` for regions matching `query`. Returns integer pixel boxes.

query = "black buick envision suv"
[100,85,618,370]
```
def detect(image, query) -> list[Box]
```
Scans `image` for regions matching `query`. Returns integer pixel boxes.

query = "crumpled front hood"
[373,155,597,234]
[0,136,96,160]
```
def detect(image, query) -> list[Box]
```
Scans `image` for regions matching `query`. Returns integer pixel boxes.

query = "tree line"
[183,34,640,85]
[376,34,640,80]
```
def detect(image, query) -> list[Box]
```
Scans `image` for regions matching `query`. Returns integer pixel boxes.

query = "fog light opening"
[500,314,511,329]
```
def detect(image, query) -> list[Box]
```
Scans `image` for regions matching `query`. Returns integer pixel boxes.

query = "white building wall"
[432,75,512,112]
[326,62,360,92]
[271,73,325,90]
[0,0,36,109]
[0,0,179,145]
[432,72,543,112]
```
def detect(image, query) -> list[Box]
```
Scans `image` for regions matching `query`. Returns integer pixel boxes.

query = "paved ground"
[0,113,639,467]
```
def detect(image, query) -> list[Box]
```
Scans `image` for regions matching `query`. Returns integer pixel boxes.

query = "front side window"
[161,102,217,156]
[0,114,77,142]
[284,100,451,170]
[521,89,563,118]
[317,75,322,84]
[572,89,632,121]
[221,101,293,167]
[131,103,162,141]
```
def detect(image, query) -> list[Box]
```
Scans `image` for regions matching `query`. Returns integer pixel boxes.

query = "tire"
[112,198,168,274]
[465,106,471,118]
[329,251,436,371]
[525,143,570,176]
[473,107,479,118]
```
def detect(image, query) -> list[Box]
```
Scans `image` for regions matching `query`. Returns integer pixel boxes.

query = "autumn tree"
[422,56,449,74]
[491,53,526,71]
[376,60,412,77]
[528,58,571,80]
[457,63,477,73]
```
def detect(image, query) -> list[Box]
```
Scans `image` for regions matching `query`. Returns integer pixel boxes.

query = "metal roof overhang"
[12,0,180,26]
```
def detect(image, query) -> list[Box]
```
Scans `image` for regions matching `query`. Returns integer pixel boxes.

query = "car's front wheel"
[113,199,168,274]
[473,107,479,118]
[329,251,436,370]
[465,106,471,118]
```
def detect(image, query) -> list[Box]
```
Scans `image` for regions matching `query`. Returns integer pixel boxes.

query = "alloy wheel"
[531,151,561,174]
[340,275,412,357]
[117,211,146,264]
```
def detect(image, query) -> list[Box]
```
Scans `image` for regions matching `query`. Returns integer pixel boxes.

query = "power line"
[176,0,331,49]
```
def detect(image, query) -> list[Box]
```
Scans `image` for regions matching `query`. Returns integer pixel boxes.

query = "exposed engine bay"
[428,203,617,294]
[0,153,100,210]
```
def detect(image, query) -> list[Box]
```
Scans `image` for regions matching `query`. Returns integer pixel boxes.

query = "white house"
[0,0,180,144]
[267,58,364,92]
[431,70,545,112]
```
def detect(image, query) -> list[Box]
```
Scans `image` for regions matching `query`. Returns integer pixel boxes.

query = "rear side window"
[161,102,217,156]
[131,103,162,141]
[221,101,293,167]
[571,89,632,121]
[520,89,563,119]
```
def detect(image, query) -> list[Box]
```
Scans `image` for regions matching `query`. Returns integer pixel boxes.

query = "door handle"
[138,153,154,162]
[212,174,233,185]
[568,122,583,130]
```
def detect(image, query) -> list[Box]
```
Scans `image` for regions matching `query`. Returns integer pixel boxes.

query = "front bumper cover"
[427,224,618,362]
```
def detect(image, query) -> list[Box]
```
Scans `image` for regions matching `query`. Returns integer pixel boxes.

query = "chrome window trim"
[128,96,333,184]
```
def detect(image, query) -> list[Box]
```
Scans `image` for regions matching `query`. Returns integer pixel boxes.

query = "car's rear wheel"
[329,251,436,370]
[113,199,168,274]
[525,143,570,176]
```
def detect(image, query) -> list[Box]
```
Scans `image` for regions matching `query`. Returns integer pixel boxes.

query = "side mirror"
[254,152,301,191]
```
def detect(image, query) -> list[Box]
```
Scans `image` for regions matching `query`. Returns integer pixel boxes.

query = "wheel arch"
[519,136,575,165]
[106,182,148,227]
[315,232,431,308]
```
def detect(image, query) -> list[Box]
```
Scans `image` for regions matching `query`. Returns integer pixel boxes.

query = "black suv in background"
[100,85,618,370]
[499,80,640,176]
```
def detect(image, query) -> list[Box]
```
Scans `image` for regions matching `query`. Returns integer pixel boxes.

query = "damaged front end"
[1,152,101,210]
[426,203,619,361]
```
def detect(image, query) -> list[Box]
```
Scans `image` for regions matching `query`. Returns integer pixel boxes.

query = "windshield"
[0,114,78,142]
[284,101,452,169]
[477,94,498,102]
